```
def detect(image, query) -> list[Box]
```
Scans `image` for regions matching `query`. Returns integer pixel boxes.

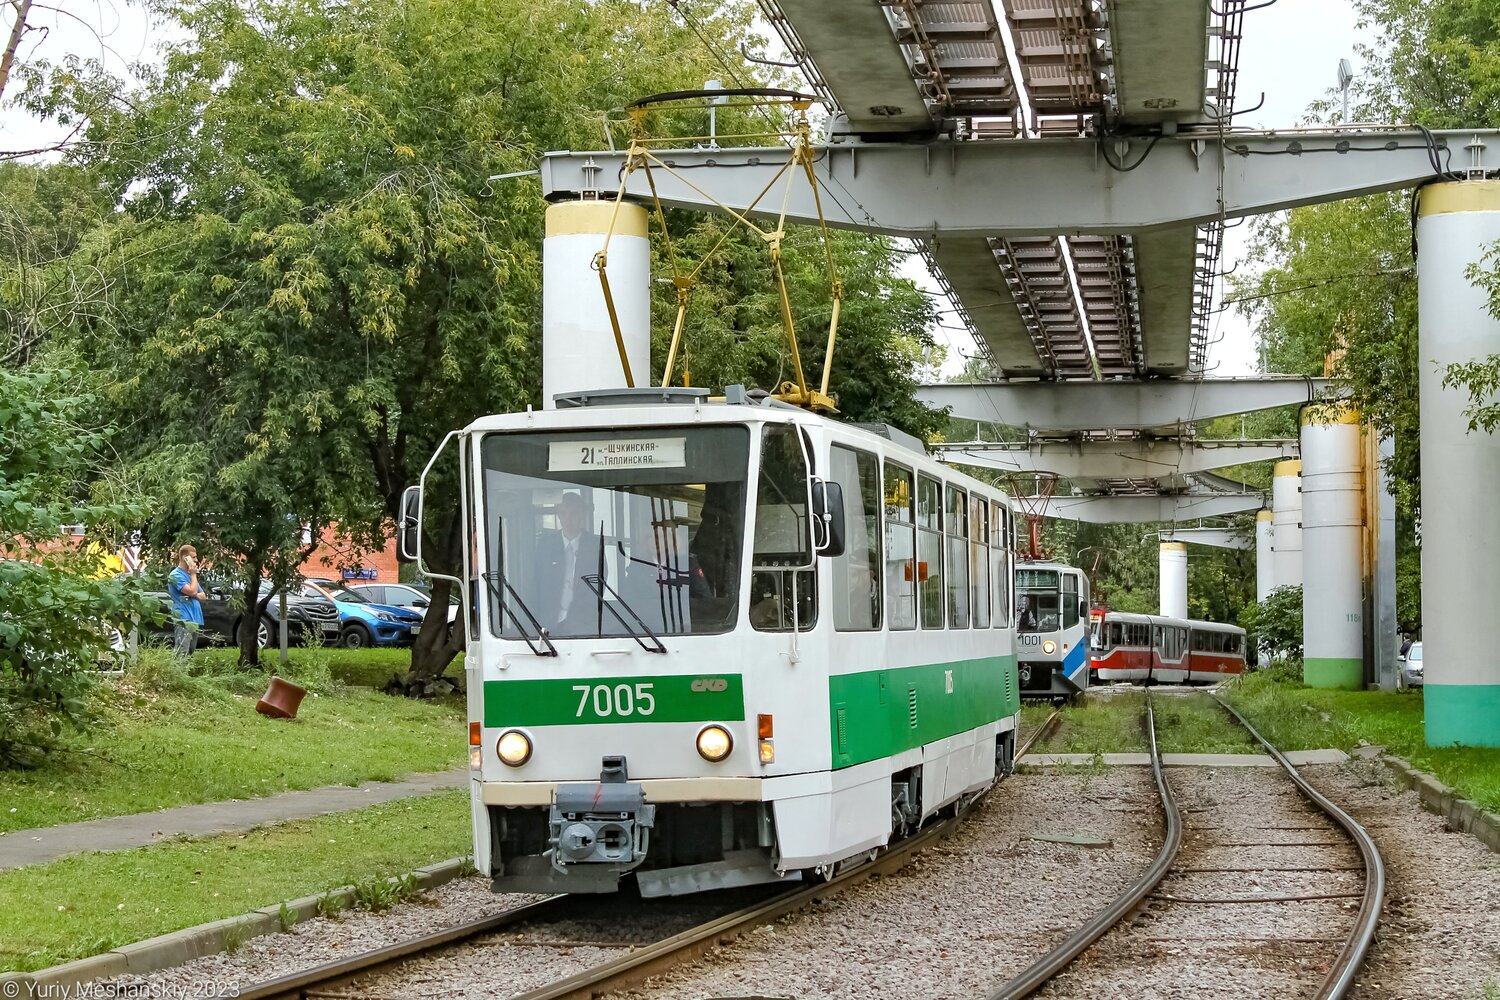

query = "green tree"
[0,366,153,766]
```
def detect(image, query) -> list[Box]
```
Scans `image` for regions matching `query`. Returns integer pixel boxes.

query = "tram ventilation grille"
[907,687,918,729]
[836,708,848,756]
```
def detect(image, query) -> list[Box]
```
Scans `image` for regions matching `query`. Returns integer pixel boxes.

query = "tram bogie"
[1090,611,1247,685]
[409,387,1023,896]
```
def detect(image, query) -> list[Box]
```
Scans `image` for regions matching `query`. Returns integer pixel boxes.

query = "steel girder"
[936,438,1296,479]
[1040,492,1265,523]
[539,130,1496,237]
[1160,528,1254,551]
[916,377,1334,431]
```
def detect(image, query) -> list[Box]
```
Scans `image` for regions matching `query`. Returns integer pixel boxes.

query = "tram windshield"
[1015,568,1060,634]
[480,426,751,640]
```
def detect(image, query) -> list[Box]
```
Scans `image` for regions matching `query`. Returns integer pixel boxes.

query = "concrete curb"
[1382,756,1500,854]
[0,857,471,999]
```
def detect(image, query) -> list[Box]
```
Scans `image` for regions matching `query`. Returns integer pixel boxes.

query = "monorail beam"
[918,378,1334,432]
[937,438,1295,479]
[1161,528,1253,551]
[1038,492,1263,524]
[539,130,1500,237]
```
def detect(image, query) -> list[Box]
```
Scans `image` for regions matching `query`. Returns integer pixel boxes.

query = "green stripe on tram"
[483,674,745,727]
[828,655,1020,770]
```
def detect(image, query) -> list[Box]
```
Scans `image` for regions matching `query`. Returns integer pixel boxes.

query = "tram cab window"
[1015,568,1059,634]
[480,425,749,640]
[970,495,991,628]
[991,501,1010,628]
[1061,573,1079,630]
[884,463,916,631]
[917,475,944,629]
[945,485,970,628]
[831,446,881,631]
[750,424,817,632]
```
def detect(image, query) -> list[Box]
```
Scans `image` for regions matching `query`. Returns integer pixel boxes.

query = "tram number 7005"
[573,683,657,719]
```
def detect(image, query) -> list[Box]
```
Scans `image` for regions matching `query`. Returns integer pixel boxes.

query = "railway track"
[988,692,1385,1000]
[238,716,1055,1000]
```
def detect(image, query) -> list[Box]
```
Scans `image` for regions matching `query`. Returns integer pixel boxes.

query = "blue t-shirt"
[167,567,205,626]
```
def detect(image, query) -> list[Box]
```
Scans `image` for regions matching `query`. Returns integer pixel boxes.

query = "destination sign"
[548,437,687,472]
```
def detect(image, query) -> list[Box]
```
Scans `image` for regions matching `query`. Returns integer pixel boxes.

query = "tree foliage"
[31,0,947,684]
[1240,585,1304,661]
[0,367,153,766]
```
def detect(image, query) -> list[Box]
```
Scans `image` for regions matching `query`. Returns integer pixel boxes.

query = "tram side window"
[945,485,970,628]
[917,474,944,629]
[1061,573,1079,630]
[991,501,1010,628]
[1108,622,1123,647]
[884,463,916,630]
[749,424,816,632]
[831,446,882,631]
[970,494,991,628]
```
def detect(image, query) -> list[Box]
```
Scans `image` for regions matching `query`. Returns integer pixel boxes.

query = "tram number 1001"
[573,683,657,719]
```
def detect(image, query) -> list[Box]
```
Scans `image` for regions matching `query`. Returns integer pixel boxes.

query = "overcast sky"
[0,0,1365,380]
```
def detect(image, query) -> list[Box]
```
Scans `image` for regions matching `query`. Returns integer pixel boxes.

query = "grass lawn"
[1034,690,1257,756]
[1225,669,1500,812]
[1037,691,1148,754]
[0,650,465,833]
[0,790,471,973]
[180,646,465,691]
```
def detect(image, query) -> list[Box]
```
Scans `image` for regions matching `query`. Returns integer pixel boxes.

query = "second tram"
[1090,611,1247,684]
[1014,561,1091,702]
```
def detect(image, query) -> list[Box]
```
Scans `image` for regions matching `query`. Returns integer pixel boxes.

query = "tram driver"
[536,491,601,636]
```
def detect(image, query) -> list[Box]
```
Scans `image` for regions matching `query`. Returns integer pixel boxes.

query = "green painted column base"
[1426,683,1500,748]
[1303,657,1363,690]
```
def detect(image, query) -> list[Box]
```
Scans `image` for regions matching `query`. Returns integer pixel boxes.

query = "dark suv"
[137,572,342,649]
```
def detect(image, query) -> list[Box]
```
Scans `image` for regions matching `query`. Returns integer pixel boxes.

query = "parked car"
[1400,641,1424,688]
[301,579,422,648]
[350,582,459,625]
[136,571,341,649]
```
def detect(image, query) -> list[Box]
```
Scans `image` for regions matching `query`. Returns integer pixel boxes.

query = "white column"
[1416,180,1500,746]
[542,200,651,406]
[1158,541,1187,619]
[1270,459,1302,590]
[1255,509,1274,603]
[1300,405,1364,689]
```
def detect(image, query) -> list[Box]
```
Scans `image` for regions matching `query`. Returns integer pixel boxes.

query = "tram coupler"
[546,756,655,875]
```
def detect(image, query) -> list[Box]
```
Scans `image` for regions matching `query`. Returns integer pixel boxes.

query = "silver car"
[1401,641,1424,688]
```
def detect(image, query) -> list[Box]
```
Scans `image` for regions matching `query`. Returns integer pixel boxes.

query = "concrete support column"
[1159,541,1187,619]
[1255,509,1274,603]
[1300,404,1365,689]
[542,200,651,406]
[1271,459,1302,590]
[1417,180,1500,746]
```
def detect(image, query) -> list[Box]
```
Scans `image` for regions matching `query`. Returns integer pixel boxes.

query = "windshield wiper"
[480,570,558,657]
[581,574,667,654]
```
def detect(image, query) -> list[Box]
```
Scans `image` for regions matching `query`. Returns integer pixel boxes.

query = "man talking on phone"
[167,543,207,656]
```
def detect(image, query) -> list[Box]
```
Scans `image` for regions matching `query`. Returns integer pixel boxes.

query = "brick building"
[298,526,400,583]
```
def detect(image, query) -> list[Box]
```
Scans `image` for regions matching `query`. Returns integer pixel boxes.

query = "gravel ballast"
[613,767,1160,1000]
[105,758,1500,1000]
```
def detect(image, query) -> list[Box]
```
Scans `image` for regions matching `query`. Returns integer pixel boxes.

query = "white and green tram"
[403,386,1022,896]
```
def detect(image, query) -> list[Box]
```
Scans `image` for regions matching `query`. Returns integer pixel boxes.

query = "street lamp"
[1337,58,1355,122]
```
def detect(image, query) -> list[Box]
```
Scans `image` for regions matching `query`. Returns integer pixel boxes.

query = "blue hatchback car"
[303,580,423,648]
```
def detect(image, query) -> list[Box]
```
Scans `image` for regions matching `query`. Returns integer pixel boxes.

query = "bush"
[1239,585,1303,662]
[0,368,155,767]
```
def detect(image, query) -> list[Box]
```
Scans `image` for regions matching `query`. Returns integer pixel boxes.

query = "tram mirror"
[398,485,422,564]
[811,480,846,558]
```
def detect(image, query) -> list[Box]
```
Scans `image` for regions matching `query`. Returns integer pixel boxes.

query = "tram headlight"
[696,725,733,762]
[496,730,533,767]
[1042,640,1057,655]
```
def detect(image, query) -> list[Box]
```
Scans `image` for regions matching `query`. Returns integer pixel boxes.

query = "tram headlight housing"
[496,730,533,767]
[1042,640,1057,655]
[696,725,733,762]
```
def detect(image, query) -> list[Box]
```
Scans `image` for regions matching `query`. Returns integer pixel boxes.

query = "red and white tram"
[1090,612,1246,685]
